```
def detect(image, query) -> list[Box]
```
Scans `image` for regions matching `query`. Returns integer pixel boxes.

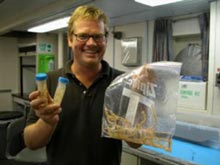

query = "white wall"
[105,23,151,70]
[109,18,202,71]
[0,37,19,92]
[113,22,148,72]
[104,27,114,67]
[0,37,19,110]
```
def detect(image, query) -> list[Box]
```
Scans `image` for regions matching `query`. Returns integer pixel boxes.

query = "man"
[24,5,139,165]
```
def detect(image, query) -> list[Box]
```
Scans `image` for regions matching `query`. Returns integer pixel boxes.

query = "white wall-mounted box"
[172,18,201,37]
[178,81,207,110]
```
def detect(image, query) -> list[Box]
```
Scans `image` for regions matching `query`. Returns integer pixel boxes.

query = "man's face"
[68,19,107,68]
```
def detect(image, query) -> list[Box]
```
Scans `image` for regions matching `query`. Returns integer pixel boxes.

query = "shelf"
[18,43,37,48]
[21,64,36,68]
[19,52,36,57]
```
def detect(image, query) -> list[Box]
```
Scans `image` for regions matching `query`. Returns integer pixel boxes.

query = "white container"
[48,59,54,71]
[53,77,69,105]
[178,81,207,110]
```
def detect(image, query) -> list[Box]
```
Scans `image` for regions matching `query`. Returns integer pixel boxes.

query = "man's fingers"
[29,90,40,100]
[36,103,61,116]
[30,97,48,110]
[36,106,61,125]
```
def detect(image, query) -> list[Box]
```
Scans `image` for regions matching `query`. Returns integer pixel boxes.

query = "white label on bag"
[125,94,140,125]
[122,87,155,125]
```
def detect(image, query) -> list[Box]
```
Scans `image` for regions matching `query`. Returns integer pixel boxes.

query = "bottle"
[35,73,48,101]
[48,58,54,71]
[53,77,69,105]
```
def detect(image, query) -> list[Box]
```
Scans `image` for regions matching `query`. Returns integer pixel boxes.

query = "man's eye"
[94,35,104,40]
[78,34,89,39]
[94,35,102,39]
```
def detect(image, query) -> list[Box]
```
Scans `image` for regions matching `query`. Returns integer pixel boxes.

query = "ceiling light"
[135,0,183,7]
[28,16,70,33]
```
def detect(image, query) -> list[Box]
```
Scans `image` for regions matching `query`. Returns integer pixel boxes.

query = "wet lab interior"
[0,0,220,165]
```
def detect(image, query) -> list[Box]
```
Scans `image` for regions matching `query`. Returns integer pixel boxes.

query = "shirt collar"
[63,59,111,78]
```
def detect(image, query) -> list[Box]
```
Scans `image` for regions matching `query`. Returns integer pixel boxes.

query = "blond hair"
[67,5,109,37]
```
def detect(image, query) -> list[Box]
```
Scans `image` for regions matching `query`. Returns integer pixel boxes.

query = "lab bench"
[122,138,220,165]
[11,93,30,112]
[12,93,30,105]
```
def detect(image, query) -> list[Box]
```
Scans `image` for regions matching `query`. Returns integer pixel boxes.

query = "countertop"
[123,138,220,165]
[12,93,30,101]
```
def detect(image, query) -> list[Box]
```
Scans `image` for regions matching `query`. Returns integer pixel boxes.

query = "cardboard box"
[178,81,207,110]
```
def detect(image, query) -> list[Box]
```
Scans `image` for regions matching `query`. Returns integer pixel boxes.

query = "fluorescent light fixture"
[28,16,70,33]
[135,0,183,7]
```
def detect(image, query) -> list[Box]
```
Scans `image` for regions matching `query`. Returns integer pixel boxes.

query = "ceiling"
[0,0,212,36]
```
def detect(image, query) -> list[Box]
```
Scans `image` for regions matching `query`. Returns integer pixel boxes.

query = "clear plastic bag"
[102,62,182,151]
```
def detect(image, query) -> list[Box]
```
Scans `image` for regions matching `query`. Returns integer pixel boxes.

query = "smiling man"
[24,5,125,165]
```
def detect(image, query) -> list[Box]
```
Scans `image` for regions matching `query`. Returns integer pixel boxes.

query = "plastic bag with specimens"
[102,62,182,151]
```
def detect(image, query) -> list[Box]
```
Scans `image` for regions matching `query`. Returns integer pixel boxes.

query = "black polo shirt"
[26,60,123,165]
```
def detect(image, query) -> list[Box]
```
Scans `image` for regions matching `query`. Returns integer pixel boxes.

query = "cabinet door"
[121,152,138,165]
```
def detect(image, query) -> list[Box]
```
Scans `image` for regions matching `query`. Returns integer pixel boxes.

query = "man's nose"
[86,37,97,45]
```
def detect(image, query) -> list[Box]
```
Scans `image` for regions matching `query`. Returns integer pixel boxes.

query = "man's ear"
[67,36,73,47]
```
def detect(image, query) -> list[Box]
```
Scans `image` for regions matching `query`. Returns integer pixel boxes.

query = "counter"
[11,93,30,113]
[12,93,30,106]
[123,138,220,165]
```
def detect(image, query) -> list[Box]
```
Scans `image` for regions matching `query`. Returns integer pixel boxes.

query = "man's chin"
[84,59,100,68]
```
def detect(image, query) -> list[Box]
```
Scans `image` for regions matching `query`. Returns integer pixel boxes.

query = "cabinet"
[121,152,138,165]
[17,33,58,96]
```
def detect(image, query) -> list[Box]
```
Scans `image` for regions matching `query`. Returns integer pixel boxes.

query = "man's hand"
[29,90,61,126]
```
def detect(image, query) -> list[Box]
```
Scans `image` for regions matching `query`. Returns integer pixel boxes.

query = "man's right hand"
[29,90,62,126]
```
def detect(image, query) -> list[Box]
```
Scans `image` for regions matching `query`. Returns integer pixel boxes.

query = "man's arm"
[24,118,56,149]
[24,91,61,150]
